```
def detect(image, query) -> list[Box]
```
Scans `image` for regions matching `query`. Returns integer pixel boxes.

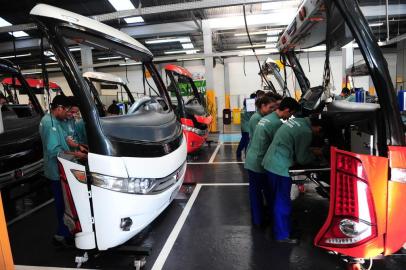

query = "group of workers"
[238,90,323,244]
[39,94,88,246]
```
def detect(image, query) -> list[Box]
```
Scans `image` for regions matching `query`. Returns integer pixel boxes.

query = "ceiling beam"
[120,21,199,38]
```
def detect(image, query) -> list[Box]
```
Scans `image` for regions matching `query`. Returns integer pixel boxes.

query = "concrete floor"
[3,127,406,269]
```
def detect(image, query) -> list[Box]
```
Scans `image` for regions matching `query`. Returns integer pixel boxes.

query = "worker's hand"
[79,144,89,154]
[74,151,87,160]
[311,147,324,157]
[66,136,79,148]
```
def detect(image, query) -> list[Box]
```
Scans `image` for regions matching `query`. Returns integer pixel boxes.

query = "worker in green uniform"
[262,116,323,244]
[247,95,276,138]
[64,96,88,151]
[244,97,300,226]
[39,95,86,247]
[236,93,256,160]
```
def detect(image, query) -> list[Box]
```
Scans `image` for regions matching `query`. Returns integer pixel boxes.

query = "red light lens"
[335,172,359,217]
[336,153,367,180]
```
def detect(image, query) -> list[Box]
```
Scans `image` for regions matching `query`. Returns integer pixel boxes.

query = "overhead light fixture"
[177,57,203,61]
[44,50,54,56]
[235,30,269,36]
[11,31,29,38]
[369,22,384,27]
[0,53,31,59]
[265,43,277,49]
[262,1,301,11]
[145,37,191,44]
[164,49,199,55]
[182,43,194,49]
[119,62,141,66]
[234,29,284,37]
[69,47,81,52]
[238,48,278,56]
[108,0,135,11]
[0,17,29,37]
[237,44,266,49]
[22,71,42,75]
[124,16,144,24]
[266,36,278,43]
[98,56,122,61]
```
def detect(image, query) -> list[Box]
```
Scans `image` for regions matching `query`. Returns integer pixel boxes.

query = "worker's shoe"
[275,238,299,245]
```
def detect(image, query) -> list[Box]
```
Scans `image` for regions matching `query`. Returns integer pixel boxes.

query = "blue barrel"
[398,89,406,111]
[355,88,364,103]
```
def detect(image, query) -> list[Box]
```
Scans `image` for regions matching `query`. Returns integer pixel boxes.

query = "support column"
[203,20,217,132]
[396,40,406,91]
[224,61,231,109]
[341,46,354,90]
[80,45,93,73]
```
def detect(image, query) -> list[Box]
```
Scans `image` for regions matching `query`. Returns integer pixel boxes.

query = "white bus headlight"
[91,173,156,194]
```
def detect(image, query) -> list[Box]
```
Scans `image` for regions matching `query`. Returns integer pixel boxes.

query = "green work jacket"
[39,114,70,181]
[262,117,316,177]
[245,112,282,173]
[248,112,262,138]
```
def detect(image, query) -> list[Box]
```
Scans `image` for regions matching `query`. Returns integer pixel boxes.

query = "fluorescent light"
[238,48,278,56]
[369,22,384,27]
[108,0,135,11]
[266,36,278,43]
[0,53,31,59]
[119,62,141,66]
[237,44,266,49]
[145,37,191,44]
[69,47,81,52]
[182,43,194,49]
[262,1,301,10]
[234,29,283,37]
[49,56,57,61]
[22,71,42,75]
[98,56,122,61]
[265,43,277,48]
[267,30,283,36]
[44,50,54,56]
[208,12,295,29]
[11,31,28,37]
[0,17,29,37]
[235,30,269,36]
[177,57,203,61]
[164,49,199,55]
[124,16,144,24]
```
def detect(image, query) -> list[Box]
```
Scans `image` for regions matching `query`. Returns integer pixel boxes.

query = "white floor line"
[151,184,202,270]
[208,142,222,163]
[7,198,54,226]
[15,266,95,270]
[187,161,243,165]
[201,183,248,186]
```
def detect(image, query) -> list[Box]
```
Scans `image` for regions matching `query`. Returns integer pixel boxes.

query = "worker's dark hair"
[256,90,265,97]
[255,95,273,109]
[279,97,300,112]
[341,87,350,95]
[266,92,283,100]
[50,95,70,110]
[249,93,257,99]
[66,96,79,107]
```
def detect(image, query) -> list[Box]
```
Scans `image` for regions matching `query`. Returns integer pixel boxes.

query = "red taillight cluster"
[317,153,377,248]
[58,161,82,234]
